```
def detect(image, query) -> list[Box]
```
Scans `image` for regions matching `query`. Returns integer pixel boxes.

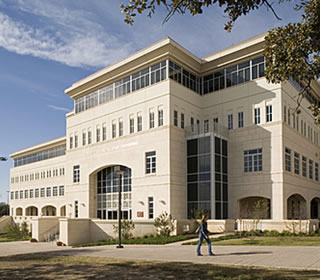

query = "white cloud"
[0,1,133,68]
[48,105,70,112]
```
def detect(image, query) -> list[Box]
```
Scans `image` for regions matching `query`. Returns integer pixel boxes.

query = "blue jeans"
[197,234,212,255]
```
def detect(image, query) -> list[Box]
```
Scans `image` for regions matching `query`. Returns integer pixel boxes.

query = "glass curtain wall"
[97,166,132,220]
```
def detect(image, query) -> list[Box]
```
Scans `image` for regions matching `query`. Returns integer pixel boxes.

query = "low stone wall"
[32,217,60,241]
[236,219,320,233]
[59,218,91,246]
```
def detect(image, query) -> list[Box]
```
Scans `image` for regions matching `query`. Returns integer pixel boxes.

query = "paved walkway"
[1,241,320,271]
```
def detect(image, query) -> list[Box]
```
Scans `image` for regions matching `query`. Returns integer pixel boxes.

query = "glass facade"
[97,166,132,220]
[75,61,167,114]
[187,135,228,219]
[14,145,66,167]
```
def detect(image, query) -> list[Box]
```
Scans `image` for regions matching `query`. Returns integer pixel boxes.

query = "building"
[9,33,320,245]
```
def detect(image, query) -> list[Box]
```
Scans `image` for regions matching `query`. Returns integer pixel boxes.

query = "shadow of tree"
[0,253,319,279]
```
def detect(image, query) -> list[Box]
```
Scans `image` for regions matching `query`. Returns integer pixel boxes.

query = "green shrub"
[113,220,135,240]
[5,222,30,239]
[269,230,280,236]
[154,212,175,237]
[280,230,292,236]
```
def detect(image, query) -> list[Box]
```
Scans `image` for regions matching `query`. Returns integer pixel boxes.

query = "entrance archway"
[239,197,270,219]
[41,205,57,216]
[287,194,307,219]
[311,197,320,219]
[96,165,132,220]
[26,206,38,216]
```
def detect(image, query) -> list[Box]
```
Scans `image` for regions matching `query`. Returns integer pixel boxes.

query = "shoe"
[197,254,203,256]
[209,253,215,256]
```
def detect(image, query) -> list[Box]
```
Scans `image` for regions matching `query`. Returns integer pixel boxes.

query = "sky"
[0,0,302,202]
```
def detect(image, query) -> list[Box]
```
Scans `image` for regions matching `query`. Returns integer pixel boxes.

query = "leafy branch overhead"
[121,0,320,123]
[121,0,281,31]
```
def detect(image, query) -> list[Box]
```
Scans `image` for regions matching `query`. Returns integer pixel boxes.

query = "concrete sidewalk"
[1,241,320,271]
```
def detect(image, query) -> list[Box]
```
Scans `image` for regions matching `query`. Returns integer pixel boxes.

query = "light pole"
[114,166,124,249]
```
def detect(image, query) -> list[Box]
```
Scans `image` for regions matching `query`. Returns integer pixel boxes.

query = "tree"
[0,203,9,216]
[121,0,320,121]
[154,211,175,237]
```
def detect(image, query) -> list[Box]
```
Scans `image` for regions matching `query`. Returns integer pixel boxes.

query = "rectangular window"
[88,128,92,144]
[138,114,142,132]
[315,162,319,181]
[288,109,291,126]
[158,108,163,126]
[181,113,185,129]
[112,122,116,138]
[59,186,65,196]
[238,112,244,128]
[174,110,178,126]
[15,191,18,199]
[228,114,233,130]
[130,117,134,134]
[29,189,34,199]
[266,104,272,122]
[149,111,155,129]
[294,152,300,175]
[204,119,209,133]
[244,148,263,172]
[285,148,291,172]
[69,135,73,149]
[284,105,287,122]
[309,160,313,179]
[75,200,78,218]
[40,188,45,198]
[20,191,23,199]
[11,192,14,200]
[146,151,156,174]
[35,189,39,198]
[119,120,123,136]
[24,190,28,199]
[74,133,78,148]
[73,165,80,183]
[46,187,51,197]
[148,197,154,219]
[102,124,107,141]
[191,117,194,131]
[302,156,307,177]
[53,186,58,196]
[82,131,86,146]
[96,126,100,142]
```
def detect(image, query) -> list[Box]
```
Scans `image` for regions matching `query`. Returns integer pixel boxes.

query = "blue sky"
[0,0,302,202]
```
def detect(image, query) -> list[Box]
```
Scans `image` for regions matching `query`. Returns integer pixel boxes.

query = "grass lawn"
[74,234,197,247]
[185,235,320,246]
[0,253,319,280]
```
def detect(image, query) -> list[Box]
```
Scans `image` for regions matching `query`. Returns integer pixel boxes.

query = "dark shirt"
[199,221,209,237]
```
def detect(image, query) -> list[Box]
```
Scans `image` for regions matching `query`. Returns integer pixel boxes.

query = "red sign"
[137,211,144,218]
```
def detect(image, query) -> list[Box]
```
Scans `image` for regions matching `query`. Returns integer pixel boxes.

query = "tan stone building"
[9,33,320,244]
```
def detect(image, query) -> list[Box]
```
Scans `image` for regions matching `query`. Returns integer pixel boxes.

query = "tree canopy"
[121,0,320,121]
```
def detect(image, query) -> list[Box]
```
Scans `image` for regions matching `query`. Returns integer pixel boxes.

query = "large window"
[74,200,79,218]
[149,111,155,129]
[53,186,58,196]
[97,166,132,220]
[302,156,307,177]
[158,108,163,126]
[40,188,45,198]
[266,104,272,122]
[59,186,65,196]
[46,187,51,197]
[14,145,66,167]
[174,110,178,127]
[146,151,156,174]
[244,148,263,172]
[309,160,313,179]
[285,148,292,172]
[228,114,233,130]
[75,61,166,114]
[294,152,300,175]
[73,165,80,183]
[148,197,154,219]
[238,112,244,128]
[254,108,261,124]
